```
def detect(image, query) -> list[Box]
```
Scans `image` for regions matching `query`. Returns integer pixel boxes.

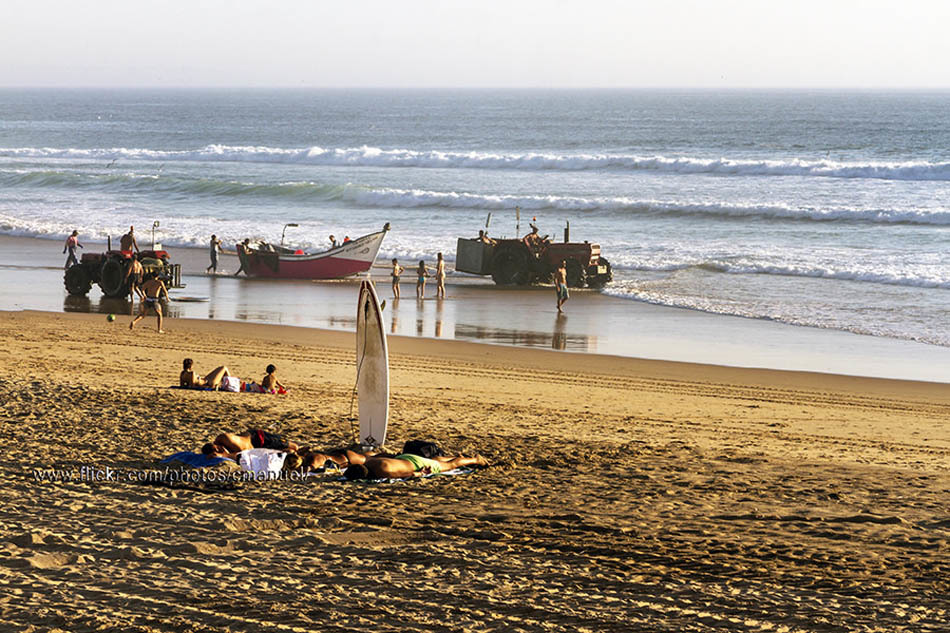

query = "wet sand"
[4,233,950,382]
[1,310,948,632]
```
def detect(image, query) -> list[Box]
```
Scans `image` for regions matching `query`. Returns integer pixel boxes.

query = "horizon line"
[3,84,950,92]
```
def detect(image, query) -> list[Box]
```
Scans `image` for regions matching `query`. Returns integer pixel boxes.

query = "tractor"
[455,223,612,288]
[64,248,182,298]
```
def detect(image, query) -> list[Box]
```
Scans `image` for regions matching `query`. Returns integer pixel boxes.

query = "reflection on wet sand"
[455,322,592,352]
[435,299,444,338]
[553,313,568,351]
[64,295,185,319]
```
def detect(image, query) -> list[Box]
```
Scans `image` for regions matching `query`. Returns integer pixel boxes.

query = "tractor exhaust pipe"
[564,220,570,243]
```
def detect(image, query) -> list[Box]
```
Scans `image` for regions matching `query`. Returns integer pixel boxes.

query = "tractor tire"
[586,257,613,289]
[490,248,532,285]
[99,258,131,298]
[64,264,92,296]
[565,258,587,288]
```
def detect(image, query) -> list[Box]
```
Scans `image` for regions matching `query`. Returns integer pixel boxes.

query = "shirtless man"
[126,257,145,299]
[208,429,299,454]
[554,260,569,313]
[344,453,489,480]
[129,272,169,332]
[179,358,231,390]
[435,252,446,299]
[120,226,140,253]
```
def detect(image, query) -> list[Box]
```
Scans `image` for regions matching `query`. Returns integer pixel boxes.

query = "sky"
[3,0,950,88]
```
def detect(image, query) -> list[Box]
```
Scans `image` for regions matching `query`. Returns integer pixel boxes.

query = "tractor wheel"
[491,248,531,285]
[586,257,613,289]
[64,264,92,296]
[99,258,131,298]
[565,258,587,288]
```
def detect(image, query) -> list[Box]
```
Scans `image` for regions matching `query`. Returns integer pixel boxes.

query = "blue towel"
[160,451,233,468]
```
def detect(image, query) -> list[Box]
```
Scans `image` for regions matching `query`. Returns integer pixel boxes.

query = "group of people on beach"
[200,429,488,481]
[390,252,446,300]
[180,358,286,394]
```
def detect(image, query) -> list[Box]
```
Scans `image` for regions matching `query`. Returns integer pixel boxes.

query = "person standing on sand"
[120,226,139,253]
[234,238,251,276]
[63,230,83,269]
[206,234,223,274]
[391,258,403,299]
[126,257,145,299]
[416,260,431,299]
[435,252,446,299]
[129,272,169,333]
[555,260,569,313]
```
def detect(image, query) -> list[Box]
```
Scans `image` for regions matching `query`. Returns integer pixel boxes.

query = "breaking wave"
[4,144,950,181]
[1,168,948,226]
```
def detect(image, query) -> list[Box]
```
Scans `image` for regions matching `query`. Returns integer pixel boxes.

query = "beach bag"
[402,440,444,458]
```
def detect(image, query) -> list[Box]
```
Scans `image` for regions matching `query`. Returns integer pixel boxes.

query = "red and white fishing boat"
[236,224,389,279]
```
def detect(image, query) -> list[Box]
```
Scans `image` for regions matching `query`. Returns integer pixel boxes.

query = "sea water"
[2,89,949,348]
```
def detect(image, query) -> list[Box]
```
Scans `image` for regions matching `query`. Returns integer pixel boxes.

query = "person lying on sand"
[209,429,300,454]
[179,358,231,390]
[200,442,304,472]
[343,453,489,480]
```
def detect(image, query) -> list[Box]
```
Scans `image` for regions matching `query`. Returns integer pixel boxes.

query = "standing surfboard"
[356,280,389,449]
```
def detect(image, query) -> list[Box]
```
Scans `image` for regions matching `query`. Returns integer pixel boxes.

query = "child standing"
[416,260,430,299]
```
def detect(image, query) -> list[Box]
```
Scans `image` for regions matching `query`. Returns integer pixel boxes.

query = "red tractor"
[455,225,612,288]
[64,249,182,298]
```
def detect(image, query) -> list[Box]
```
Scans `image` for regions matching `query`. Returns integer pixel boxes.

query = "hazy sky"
[3,0,950,88]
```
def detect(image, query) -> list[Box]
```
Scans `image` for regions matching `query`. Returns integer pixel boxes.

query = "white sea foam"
[346,187,950,225]
[6,167,946,226]
[5,145,950,181]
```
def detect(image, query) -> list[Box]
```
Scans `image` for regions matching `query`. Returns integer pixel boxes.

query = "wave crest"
[4,145,950,181]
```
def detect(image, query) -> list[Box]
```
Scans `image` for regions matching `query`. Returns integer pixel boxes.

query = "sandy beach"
[1,309,948,632]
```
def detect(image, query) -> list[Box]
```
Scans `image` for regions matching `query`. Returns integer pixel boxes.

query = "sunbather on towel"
[343,453,489,480]
[210,429,300,454]
[180,358,231,390]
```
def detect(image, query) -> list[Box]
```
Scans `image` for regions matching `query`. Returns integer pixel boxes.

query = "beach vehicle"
[236,223,390,279]
[64,248,183,298]
[455,224,612,288]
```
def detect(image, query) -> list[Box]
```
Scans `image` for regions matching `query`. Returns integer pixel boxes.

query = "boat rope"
[346,299,371,447]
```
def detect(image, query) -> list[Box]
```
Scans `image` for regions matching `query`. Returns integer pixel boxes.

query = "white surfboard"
[356,280,389,449]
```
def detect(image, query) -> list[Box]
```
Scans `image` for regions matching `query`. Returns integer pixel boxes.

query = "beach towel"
[169,382,286,394]
[160,451,233,468]
[242,381,287,395]
[237,448,288,478]
[341,468,473,484]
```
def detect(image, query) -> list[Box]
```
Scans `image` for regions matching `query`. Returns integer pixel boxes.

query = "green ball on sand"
[107,314,116,322]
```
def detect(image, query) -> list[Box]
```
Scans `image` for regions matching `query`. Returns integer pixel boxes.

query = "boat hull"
[237,229,387,280]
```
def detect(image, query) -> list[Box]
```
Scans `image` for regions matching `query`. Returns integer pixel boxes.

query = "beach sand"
[1,310,948,632]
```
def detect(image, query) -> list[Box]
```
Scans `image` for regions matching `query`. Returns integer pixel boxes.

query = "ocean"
[2,88,949,349]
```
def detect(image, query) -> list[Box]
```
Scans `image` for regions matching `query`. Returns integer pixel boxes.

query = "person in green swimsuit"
[343,452,489,480]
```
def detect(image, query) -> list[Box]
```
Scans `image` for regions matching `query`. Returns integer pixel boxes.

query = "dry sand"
[0,310,948,632]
